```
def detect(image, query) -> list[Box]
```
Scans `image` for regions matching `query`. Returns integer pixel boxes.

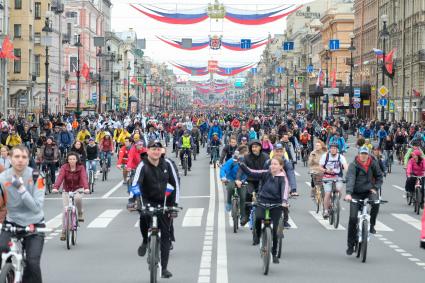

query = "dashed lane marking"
[392,214,421,230]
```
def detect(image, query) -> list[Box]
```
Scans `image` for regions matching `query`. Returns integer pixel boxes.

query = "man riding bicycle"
[178,130,194,171]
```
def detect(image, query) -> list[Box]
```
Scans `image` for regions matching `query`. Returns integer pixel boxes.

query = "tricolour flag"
[316,68,323,87]
[165,183,175,197]
[373,48,384,58]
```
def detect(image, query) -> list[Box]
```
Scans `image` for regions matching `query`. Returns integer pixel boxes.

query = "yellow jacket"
[76,130,91,142]
[96,131,107,143]
[117,131,131,144]
[6,134,22,147]
[114,129,123,142]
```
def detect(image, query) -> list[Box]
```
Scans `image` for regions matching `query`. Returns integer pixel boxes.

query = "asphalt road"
[40,139,424,283]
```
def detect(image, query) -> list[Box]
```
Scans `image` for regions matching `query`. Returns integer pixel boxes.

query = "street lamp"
[293,63,298,117]
[109,51,115,111]
[135,60,141,112]
[348,32,356,117]
[324,46,331,119]
[74,30,82,114]
[143,72,147,112]
[127,61,131,113]
[42,14,53,117]
[380,14,390,122]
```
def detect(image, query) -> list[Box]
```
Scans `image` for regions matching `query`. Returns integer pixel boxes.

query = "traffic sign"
[379,98,388,106]
[323,88,339,95]
[240,39,251,49]
[354,88,361,97]
[390,100,395,113]
[307,65,314,73]
[378,86,389,96]
[276,66,285,74]
[283,41,294,51]
[352,97,361,102]
[329,39,340,51]
[353,102,361,109]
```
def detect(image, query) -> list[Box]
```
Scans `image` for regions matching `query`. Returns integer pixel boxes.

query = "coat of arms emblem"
[209,35,222,50]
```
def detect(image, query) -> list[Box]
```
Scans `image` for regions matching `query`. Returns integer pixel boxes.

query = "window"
[34,32,41,44]
[34,55,40,76]
[14,24,21,38]
[15,0,22,9]
[70,57,77,72]
[29,25,32,41]
[66,23,72,42]
[14,49,21,73]
[35,2,41,19]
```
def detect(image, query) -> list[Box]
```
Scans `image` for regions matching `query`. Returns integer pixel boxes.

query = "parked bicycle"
[0,224,51,282]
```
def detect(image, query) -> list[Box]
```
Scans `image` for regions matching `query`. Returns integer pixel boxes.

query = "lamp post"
[42,15,52,117]
[96,47,102,113]
[109,52,115,111]
[136,61,141,112]
[380,14,390,122]
[324,47,331,119]
[143,73,147,112]
[293,63,298,117]
[74,32,82,115]
[286,70,289,112]
[348,33,356,117]
[127,61,131,113]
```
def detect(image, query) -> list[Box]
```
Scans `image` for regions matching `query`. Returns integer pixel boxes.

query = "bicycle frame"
[352,199,379,243]
[65,192,78,231]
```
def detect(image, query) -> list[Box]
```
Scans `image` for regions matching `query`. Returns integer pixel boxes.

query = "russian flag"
[165,183,175,197]
[373,48,384,58]
[129,184,141,197]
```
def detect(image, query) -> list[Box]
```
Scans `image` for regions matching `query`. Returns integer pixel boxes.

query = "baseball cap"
[275,143,284,150]
[147,140,163,148]
[359,146,370,154]
[241,137,247,141]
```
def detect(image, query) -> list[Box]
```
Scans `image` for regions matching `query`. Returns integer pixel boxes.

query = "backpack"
[323,153,343,177]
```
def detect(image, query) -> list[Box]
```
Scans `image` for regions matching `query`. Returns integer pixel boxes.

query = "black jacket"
[346,157,383,195]
[219,144,237,164]
[236,140,269,183]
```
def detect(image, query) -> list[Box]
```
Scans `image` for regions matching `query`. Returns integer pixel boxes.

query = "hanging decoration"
[130,2,302,25]
[221,38,269,51]
[209,35,222,50]
[156,36,209,50]
[171,62,255,76]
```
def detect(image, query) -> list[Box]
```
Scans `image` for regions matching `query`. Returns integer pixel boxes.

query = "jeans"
[139,212,172,270]
[100,151,112,168]
[226,181,247,220]
[347,191,380,247]
[180,148,192,169]
[255,206,283,256]
[0,223,45,283]
[86,160,97,176]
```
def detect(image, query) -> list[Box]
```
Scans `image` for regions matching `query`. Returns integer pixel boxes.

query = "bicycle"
[301,145,309,167]
[255,202,282,275]
[192,143,197,161]
[248,192,257,245]
[350,198,381,263]
[40,162,53,195]
[210,145,220,168]
[60,145,70,166]
[100,153,109,181]
[276,215,285,259]
[396,144,406,165]
[136,201,181,283]
[87,160,97,194]
[230,181,247,233]
[384,150,393,173]
[323,178,343,229]
[0,224,51,282]
[311,174,324,214]
[174,142,179,158]
[408,176,424,215]
[181,148,190,176]
[64,191,80,250]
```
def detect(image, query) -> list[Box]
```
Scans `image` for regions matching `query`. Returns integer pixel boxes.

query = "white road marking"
[393,185,405,192]
[305,182,311,187]
[45,195,210,200]
[295,171,300,176]
[375,221,394,232]
[287,216,298,229]
[401,253,413,257]
[309,211,345,230]
[392,214,421,230]
[101,181,124,198]
[134,220,139,228]
[395,249,406,253]
[416,262,425,266]
[408,258,420,262]
[46,213,63,229]
[182,208,204,227]
[87,209,122,228]
[216,169,228,283]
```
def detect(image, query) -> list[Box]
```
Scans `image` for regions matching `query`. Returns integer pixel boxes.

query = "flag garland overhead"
[156,36,209,50]
[171,62,255,76]
[130,2,302,25]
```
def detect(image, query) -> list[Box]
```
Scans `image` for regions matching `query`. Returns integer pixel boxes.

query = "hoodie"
[236,140,269,183]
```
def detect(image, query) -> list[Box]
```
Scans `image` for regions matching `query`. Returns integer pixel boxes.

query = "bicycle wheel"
[407,191,413,205]
[193,147,197,161]
[232,198,239,233]
[184,158,188,176]
[388,157,392,173]
[415,188,421,215]
[102,162,107,181]
[175,148,178,158]
[361,220,368,263]
[261,227,272,275]
[0,262,16,283]
[328,205,334,226]
[277,217,284,259]
[66,210,71,250]
[89,171,95,193]
[149,235,159,283]
[333,193,340,229]
[315,187,321,214]
[71,210,78,246]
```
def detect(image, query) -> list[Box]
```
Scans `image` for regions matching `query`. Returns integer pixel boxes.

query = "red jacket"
[54,163,89,192]
[126,145,147,170]
[99,137,114,152]
[117,145,130,166]
[231,119,240,129]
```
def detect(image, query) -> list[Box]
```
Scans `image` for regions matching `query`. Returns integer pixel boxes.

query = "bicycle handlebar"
[0,224,52,234]
[137,204,183,215]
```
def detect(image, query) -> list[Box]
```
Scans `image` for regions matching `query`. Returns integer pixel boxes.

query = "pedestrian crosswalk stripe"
[309,211,345,230]
[182,208,204,227]
[88,209,122,228]
[392,214,421,230]
[375,221,394,232]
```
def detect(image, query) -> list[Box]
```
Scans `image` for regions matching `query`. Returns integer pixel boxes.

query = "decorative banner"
[208,60,219,72]
[130,2,302,25]
[221,38,269,51]
[172,62,254,76]
[209,35,222,50]
[156,36,209,50]
[216,63,254,76]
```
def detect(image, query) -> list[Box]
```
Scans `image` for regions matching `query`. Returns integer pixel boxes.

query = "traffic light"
[290,79,294,88]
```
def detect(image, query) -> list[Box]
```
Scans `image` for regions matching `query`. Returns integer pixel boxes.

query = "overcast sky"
[111,0,313,78]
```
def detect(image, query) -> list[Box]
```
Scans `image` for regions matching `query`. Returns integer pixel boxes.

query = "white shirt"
[319,153,347,176]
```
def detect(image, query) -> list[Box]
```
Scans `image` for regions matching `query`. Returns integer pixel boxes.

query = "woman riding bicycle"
[308,140,327,198]
[86,137,99,176]
[238,156,289,264]
[53,152,89,241]
[405,150,425,207]
[71,140,87,167]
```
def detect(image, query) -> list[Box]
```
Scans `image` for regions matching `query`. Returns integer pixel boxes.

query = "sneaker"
[161,269,173,278]
[225,203,232,212]
[78,212,84,222]
[323,211,329,219]
[272,256,280,264]
[369,225,376,234]
[137,241,148,257]
[240,217,248,226]
[283,221,291,229]
[60,231,66,241]
[346,246,354,255]
[420,239,425,249]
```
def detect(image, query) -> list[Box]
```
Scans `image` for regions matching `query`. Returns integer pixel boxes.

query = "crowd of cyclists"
[0,110,423,281]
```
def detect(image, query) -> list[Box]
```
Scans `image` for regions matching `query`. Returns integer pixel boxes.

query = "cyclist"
[208,120,222,141]
[328,131,347,154]
[21,124,33,150]
[371,145,387,176]
[70,140,87,167]
[238,156,289,264]
[261,134,274,155]
[39,136,59,186]
[0,145,46,283]
[382,135,395,169]
[76,126,91,143]
[209,133,222,165]
[53,152,90,240]
[132,140,180,279]
[190,125,201,154]
[86,137,99,177]
[99,132,114,171]
[308,140,328,198]
[0,146,11,169]
[281,133,297,171]
[404,141,425,166]
[178,130,194,171]
[377,125,388,148]
[220,145,248,213]
[219,136,238,165]
[117,137,132,183]
[113,125,124,152]
[345,146,383,255]
[299,130,311,159]
[6,128,22,149]
[58,124,73,159]
[405,150,425,207]
[237,125,250,143]
[319,142,348,219]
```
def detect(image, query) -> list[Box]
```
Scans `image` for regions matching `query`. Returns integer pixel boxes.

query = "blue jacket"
[329,136,347,153]
[377,129,388,140]
[208,125,222,140]
[59,130,73,146]
[199,122,208,133]
[220,158,246,181]
[363,128,371,138]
